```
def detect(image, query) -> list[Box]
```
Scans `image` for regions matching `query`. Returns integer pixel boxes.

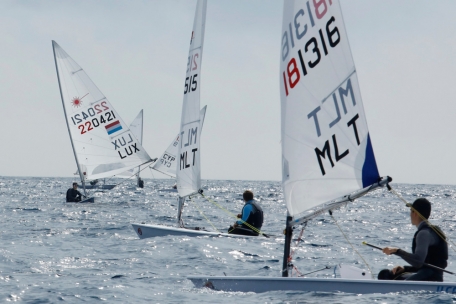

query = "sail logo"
[71,97,83,108]
[105,120,122,135]
[71,93,88,108]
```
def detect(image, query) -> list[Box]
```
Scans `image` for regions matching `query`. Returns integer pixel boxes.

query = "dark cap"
[406,198,431,219]
[73,182,78,186]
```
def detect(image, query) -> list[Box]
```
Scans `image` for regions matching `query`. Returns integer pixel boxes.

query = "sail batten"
[280,0,380,217]
[53,41,152,183]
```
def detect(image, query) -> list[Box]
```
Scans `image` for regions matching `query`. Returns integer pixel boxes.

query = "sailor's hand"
[236,214,242,218]
[233,223,238,228]
[382,247,398,255]
[392,266,404,275]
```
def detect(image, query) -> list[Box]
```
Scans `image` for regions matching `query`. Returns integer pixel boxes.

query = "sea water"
[0,176,455,303]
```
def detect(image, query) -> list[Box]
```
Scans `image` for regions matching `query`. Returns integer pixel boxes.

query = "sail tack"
[53,41,152,181]
[280,0,379,217]
[177,0,207,197]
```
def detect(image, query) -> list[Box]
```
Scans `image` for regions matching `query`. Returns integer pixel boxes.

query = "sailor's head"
[73,182,78,189]
[243,190,254,202]
[407,198,431,222]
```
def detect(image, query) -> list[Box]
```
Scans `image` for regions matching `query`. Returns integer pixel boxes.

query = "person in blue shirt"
[228,190,263,236]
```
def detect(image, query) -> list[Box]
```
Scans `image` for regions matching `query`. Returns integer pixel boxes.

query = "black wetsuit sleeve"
[396,229,435,268]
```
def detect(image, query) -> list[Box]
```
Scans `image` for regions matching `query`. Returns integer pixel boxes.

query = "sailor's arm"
[236,204,253,225]
[396,230,431,268]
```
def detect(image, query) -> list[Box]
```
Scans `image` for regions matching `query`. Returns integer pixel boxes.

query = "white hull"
[158,189,177,193]
[131,223,257,239]
[188,276,456,294]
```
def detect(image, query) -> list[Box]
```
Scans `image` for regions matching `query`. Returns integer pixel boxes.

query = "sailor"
[378,198,448,281]
[138,177,144,188]
[228,190,263,236]
[66,182,83,202]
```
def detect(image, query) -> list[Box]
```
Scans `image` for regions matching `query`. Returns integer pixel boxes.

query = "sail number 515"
[184,74,198,94]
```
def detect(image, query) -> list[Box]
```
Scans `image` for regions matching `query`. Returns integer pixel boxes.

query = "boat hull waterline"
[84,184,116,190]
[65,197,95,204]
[188,276,456,294]
[131,223,259,239]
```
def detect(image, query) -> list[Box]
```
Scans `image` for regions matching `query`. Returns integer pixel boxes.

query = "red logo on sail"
[71,97,82,108]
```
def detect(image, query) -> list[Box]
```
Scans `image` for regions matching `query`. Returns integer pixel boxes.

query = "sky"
[0,0,456,185]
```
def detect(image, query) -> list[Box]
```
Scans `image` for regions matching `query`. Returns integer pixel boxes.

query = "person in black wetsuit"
[138,177,144,188]
[228,190,263,236]
[378,198,448,282]
[66,182,83,202]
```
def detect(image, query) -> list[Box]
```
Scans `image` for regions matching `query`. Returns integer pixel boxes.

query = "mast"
[52,41,87,196]
[282,215,293,277]
[177,197,186,227]
[137,110,144,187]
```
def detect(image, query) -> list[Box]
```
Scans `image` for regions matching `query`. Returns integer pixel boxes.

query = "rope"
[289,224,306,264]
[287,224,306,277]
[388,186,456,254]
[329,211,374,279]
[199,192,270,237]
[188,196,220,233]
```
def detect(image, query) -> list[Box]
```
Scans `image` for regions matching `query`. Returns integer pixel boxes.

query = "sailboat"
[131,0,252,239]
[188,0,456,293]
[151,106,207,182]
[52,41,154,202]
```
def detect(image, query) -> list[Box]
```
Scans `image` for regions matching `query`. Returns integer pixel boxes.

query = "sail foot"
[291,176,392,227]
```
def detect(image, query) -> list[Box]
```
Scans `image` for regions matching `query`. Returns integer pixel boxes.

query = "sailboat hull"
[131,223,257,239]
[84,184,116,190]
[187,276,456,294]
[65,197,95,204]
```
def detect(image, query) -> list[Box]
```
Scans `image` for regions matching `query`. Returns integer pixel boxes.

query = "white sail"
[129,110,144,146]
[280,0,380,217]
[176,0,207,197]
[116,110,144,178]
[152,106,207,178]
[53,41,152,182]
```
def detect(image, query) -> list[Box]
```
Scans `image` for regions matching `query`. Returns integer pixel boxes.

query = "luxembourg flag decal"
[105,120,122,135]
